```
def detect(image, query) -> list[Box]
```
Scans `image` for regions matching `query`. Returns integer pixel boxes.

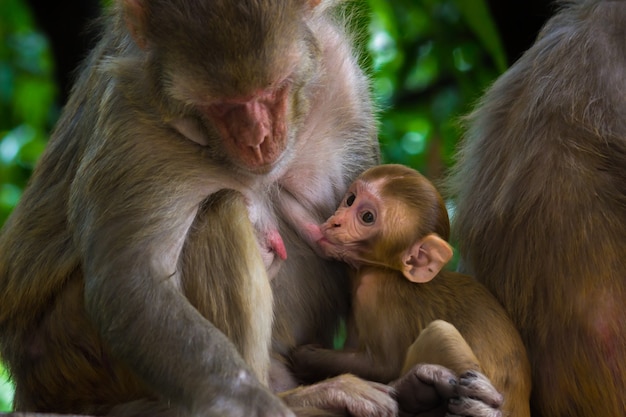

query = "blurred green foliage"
[367,0,504,178]
[0,0,505,224]
[0,0,505,410]
[0,362,13,411]
[0,0,58,227]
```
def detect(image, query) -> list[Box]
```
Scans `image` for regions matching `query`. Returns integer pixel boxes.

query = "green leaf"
[0,362,14,412]
[453,0,507,72]
[13,76,57,127]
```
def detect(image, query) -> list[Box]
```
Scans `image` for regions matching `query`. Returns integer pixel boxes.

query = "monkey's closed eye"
[361,211,375,224]
[346,193,356,206]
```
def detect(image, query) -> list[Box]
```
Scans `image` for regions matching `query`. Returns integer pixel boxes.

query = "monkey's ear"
[401,234,453,283]
[122,0,149,49]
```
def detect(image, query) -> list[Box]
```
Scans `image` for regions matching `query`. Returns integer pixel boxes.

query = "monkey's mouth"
[239,144,280,168]
[314,235,333,255]
[228,136,289,175]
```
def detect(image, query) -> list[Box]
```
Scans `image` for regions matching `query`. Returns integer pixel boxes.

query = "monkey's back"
[0,25,158,412]
[447,1,626,415]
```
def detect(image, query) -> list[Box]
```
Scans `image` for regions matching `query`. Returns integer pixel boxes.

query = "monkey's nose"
[249,145,263,162]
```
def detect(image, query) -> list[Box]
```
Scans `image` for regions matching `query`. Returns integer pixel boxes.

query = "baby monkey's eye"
[346,193,356,206]
[361,211,375,224]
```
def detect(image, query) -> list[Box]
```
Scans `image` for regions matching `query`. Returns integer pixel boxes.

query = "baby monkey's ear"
[401,234,453,283]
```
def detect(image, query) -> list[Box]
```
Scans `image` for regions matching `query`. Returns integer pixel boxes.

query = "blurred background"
[0,0,552,409]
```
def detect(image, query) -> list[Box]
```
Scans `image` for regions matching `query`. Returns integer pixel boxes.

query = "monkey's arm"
[291,345,399,384]
[78,202,288,416]
[291,347,503,417]
[68,119,291,416]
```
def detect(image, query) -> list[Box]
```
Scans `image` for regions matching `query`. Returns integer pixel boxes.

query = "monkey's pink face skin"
[316,180,382,265]
[205,83,290,173]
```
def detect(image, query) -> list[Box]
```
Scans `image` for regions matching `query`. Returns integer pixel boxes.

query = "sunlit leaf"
[0,124,35,164]
[0,352,15,411]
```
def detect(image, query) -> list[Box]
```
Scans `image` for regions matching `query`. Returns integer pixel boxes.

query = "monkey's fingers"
[391,363,457,417]
[281,374,397,417]
[447,371,503,417]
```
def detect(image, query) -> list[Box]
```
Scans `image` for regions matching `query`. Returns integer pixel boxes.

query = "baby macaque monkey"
[293,164,531,417]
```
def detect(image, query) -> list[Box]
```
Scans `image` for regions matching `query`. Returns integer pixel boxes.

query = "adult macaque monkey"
[292,164,530,417]
[0,0,504,416]
[448,0,626,416]
[0,0,396,416]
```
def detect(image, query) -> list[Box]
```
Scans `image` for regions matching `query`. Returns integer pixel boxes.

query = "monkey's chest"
[352,281,420,350]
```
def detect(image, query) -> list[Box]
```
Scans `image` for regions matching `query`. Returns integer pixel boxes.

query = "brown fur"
[0,1,394,416]
[349,267,530,417]
[447,0,626,416]
[402,320,482,376]
[292,165,531,417]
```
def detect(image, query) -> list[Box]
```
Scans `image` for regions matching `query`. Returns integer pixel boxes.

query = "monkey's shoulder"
[430,271,497,297]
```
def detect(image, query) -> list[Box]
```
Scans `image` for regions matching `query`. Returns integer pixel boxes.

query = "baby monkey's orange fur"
[293,164,531,417]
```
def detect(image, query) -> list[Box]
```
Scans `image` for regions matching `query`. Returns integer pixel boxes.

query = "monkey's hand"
[449,371,503,417]
[280,374,397,417]
[391,365,503,417]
